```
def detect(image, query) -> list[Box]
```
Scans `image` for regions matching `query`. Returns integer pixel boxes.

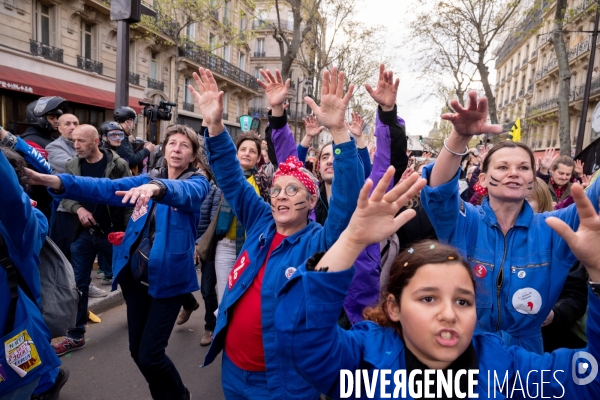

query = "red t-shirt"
[224,232,287,371]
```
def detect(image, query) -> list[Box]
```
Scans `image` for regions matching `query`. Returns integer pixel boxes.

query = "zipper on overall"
[494,224,513,332]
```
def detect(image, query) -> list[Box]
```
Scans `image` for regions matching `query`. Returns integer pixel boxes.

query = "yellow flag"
[510,118,521,142]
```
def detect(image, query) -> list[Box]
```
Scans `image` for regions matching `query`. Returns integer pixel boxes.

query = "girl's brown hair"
[529,177,553,212]
[162,124,200,169]
[363,240,475,337]
[481,141,535,174]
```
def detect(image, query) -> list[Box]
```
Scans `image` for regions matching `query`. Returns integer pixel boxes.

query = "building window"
[237,96,242,117]
[256,38,265,54]
[223,44,231,62]
[239,52,246,70]
[129,41,136,72]
[150,52,158,80]
[186,23,196,40]
[209,33,217,54]
[81,21,94,59]
[255,67,261,79]
[184,77,193,104]
[240,13,247,31]
[224,0,230,24]
[35,2,53,45]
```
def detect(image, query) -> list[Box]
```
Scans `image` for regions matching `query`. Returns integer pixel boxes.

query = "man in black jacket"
[113,106,155,173]
[20,96,68,149]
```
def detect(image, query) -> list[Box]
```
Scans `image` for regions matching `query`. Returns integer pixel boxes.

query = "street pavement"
[58,284,225,400]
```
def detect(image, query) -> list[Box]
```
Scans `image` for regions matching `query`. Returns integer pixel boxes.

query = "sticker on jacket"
[512,288,542,315]
[4,330,42,378]
[228,250,250,290]
[0,363,7,382]
[285,267,296,279]
[131,204,148,222]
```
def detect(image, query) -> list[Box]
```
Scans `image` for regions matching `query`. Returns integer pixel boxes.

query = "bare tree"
[432,0,523,124]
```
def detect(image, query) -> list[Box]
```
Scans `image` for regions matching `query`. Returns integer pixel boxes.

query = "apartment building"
[0,0,258,141]
[248,1,320,144]
[494,0,600,154]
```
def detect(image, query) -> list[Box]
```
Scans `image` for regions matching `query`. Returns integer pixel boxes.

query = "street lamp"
[294,76,313,143]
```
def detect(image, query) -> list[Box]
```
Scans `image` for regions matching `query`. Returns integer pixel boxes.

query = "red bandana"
[273,156,317,195]
[473,182,488,196]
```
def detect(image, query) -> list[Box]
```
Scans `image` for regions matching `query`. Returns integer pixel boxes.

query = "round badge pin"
[517,270,526,279]
[474,264,487,279]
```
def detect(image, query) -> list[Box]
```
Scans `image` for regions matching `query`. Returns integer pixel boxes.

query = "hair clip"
[448,256,455,260]
[408,248,414,254]
[429,244,435,250]
[404,262,408,267]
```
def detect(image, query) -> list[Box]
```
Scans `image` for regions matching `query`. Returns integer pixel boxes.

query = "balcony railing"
[514,66,519,73]
[223,112,229,120]
[531,50,538,58]
[253,51,265,57]
[511,94,516,102]
[518,89,524,97]
[148,78,165,91]
[251,19,304,31]
[527,84,534,93]
[183,102,194,112]
[522,58,528,66]
[179,43,259,91]
[29,39,63,63]
[128,72,140,85]
[77,55,103,74]
[526,97,558,116]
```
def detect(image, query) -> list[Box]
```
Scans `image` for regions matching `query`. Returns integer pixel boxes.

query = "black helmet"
[99,121,125,137]
[26,96,68,132]
[114,106,137,123]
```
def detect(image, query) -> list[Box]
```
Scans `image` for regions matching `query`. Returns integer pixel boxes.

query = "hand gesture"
[343,168,426,247]
[423,151,433,159]
[539,148,558,172]
[582,174,591,188]
[365,64,399,111]
[258,69,289,115]
[345,112,365,137]
[574,159,585,176]
[546,184,600,280]
[304,67,354,142]
[399,168,415,183]
[441,91,503,137]
[116,183,160,207]
[303,114,324,138]
[189,68,224,135]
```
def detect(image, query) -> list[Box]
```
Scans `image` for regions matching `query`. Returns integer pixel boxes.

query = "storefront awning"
[0,66,143,113]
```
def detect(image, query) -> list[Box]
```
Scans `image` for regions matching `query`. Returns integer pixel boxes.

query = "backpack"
[0,235,79,338]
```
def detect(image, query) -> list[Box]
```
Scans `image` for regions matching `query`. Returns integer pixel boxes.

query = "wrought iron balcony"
[253,52,265,57]
[514,66,518,73]
[511,94,516,102]
[77,55,103,74]
[179,43,259,91]
[522,58,528,66]
[527,84,533,93]
[531,50,538,58]
[518,89,524,97]
[128,72,140,85]
[183,102,194,112]
[148,78,164,91]
[223,112,229,120]
[30,39,63,63]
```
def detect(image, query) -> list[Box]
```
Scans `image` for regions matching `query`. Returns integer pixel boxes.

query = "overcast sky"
[355,0,497,137]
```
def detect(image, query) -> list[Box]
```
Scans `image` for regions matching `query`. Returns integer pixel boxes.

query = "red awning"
[0,66,144,113]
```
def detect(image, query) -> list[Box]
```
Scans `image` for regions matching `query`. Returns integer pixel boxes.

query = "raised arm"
[429,91,503,188]
[190,68,272,231]
[345,112,372,179]
[365,64,407,189]
[0,128,52,174]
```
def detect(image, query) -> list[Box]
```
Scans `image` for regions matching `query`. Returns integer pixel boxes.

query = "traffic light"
[419,135,423,143]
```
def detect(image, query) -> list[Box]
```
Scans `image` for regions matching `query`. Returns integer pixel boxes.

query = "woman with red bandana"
[189,66,363,399]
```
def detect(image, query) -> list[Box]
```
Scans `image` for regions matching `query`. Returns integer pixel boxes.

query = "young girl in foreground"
[275,169,600,399]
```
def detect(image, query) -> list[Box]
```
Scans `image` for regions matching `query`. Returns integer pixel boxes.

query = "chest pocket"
[506,253,551,319]
[467,251,495,309]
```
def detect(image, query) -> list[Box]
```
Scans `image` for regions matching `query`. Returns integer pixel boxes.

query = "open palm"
[305,67,354,137]
[441,91,503,137]
[189,68,223,130]
[365,64,399,109]
[258,69,289,107]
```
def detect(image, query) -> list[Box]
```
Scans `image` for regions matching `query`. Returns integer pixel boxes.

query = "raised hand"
[539,148,558,173]
[478,147,489,165]
[399,168,415,183]
[423,151,433,159]
[345,112,365,137]
[546,184,600,281]
[258,69,289,117]
[303,114,324,138]
[574,159,585,176]
[304,66,354,143]
[441,91,503,137]
[343,168,426,247]
[582,174,591,188]
[189,68,224,136]
[365,64,399,112]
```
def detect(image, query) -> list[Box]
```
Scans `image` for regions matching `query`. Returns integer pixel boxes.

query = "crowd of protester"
[2,62,600,400]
